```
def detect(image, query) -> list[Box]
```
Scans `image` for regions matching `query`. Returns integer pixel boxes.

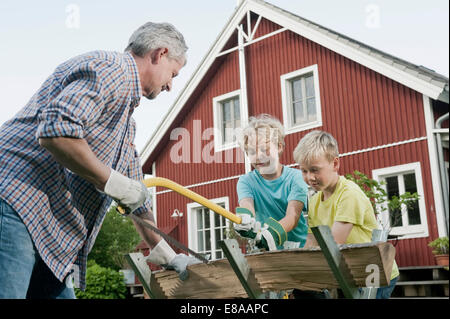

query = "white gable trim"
[140,1,251,163]
[141,0,446,165]
[248,0,444,100]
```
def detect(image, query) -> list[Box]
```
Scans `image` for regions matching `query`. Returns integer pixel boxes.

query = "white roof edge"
[139,1,250,164]
[249,0,447,98]
[140,0,448,166]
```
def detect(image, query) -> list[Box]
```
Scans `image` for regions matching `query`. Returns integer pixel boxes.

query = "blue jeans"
[0,198,76,299]
[376,275,399,299]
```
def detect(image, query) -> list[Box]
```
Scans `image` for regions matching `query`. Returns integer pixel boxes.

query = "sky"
[0,0,448,153]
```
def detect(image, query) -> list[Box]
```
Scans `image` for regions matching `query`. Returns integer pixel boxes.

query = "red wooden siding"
[155,50,245,192]
[245,18,427,167]
[148,16,441,267]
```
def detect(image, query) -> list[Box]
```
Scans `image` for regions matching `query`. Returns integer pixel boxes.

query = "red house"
[138,0,449,270]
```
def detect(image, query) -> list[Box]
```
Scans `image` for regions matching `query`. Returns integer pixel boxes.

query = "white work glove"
[255,217,288,251]
[145,239,201,281]
[102,169,148,214]
[233,207,258,239]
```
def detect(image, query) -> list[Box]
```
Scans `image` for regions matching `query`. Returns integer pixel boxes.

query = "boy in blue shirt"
[234,114,309,251]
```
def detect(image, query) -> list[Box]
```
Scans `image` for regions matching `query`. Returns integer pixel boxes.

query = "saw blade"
[126,212,210,264]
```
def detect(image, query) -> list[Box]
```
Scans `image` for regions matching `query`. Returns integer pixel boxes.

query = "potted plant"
[345,170,420,237]
[428,237,449,267]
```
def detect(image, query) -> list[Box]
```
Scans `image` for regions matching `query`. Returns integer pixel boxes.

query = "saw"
[118,177,242,264]
[119,209,210,264]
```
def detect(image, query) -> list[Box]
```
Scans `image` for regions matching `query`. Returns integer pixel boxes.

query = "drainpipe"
[435,112,449,236]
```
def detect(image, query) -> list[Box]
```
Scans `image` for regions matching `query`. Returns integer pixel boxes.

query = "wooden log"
[153,242,395,299]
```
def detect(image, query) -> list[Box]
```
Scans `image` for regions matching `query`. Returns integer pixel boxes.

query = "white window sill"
[214,140,239,152]
[388,228,429,240]
[284,120,322,135]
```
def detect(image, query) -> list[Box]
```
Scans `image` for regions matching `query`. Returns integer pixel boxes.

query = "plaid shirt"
[0,51,151,290]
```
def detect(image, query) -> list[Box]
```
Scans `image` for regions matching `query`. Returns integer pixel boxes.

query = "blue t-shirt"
[236,166,309,247]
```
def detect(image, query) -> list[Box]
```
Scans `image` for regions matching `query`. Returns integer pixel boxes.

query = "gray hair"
[293,130,339,165]
[125,22,188,62]
[240,114,285,152]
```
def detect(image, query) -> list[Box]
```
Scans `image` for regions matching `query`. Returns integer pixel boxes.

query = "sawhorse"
[220,225,388,299]
[125,225,390,299]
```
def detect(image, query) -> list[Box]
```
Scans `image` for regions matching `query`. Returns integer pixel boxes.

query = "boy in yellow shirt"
[293,130,399,299]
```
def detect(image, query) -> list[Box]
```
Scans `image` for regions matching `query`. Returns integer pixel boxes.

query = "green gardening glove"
[256,217,288,251]
[233,207,257,239]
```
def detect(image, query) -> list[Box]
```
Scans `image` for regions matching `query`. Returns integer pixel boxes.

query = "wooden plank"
[153,242,396,299]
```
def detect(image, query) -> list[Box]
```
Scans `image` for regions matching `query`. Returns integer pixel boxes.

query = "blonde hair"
[240,114,285,152]
[293,130,339,165]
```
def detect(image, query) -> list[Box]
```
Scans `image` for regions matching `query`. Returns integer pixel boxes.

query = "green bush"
[88,205,141,271]
[75,261,126,299]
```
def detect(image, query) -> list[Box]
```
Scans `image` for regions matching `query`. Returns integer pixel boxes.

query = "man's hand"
[103,169,148,214]
[164,254,202,281]
[145,239,201,280]
[233,207,257,239]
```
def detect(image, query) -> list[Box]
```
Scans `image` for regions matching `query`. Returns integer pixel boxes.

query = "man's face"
[246,133,281,175]
[299,155,339,192]
[143,49,185,100]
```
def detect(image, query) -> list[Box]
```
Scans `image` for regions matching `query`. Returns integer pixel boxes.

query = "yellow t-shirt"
[307,176,399,280]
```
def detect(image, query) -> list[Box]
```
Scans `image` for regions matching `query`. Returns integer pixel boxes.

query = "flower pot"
[434,254,449,267]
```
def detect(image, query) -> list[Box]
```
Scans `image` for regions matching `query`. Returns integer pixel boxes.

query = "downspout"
[435,112,449,235]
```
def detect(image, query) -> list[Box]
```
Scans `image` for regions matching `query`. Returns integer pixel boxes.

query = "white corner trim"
[151,162,157,226]
[422,95,447,237]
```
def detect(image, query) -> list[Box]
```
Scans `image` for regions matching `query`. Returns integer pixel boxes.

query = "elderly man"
[0,22,196,299]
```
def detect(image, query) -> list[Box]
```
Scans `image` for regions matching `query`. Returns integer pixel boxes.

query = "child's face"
[246,133,281,175]
[299,155,339,192]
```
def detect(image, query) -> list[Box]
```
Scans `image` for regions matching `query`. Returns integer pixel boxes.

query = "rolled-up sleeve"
[36,60,125,140]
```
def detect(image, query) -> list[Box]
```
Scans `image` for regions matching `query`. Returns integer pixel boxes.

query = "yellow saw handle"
[117,177,242,224]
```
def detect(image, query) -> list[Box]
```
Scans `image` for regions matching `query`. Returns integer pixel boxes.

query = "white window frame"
[280,64,323,134]
[212,90,242,152]
[187,196,231,261]
[372,162,429,239]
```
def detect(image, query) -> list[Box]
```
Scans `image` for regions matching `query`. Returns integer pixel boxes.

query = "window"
[281,64,322,134]
[213,90,241,151]
[372,162,428,238]
[187,197,230,260]
[221,97,240,144]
